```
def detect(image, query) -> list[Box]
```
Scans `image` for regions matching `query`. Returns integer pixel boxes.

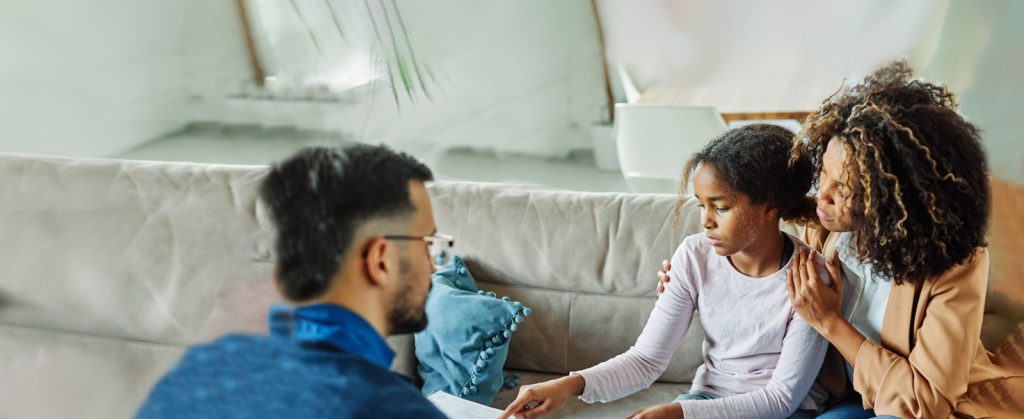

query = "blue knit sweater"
[136,305,446,418]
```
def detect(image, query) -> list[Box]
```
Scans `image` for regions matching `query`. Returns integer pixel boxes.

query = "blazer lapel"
[882,278,922,356]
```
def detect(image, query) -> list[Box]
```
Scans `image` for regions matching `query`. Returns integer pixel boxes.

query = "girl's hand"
[656,259,671,296]
[629,402,684,419]
[499,375,583,419]
[786,246,844,333]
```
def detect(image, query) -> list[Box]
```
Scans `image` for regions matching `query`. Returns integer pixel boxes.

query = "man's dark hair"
[792,61,989,284]
[675,123,818,226]
[260,144,433,301]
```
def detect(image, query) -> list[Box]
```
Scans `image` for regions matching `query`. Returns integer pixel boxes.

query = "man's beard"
[387,255,429,335]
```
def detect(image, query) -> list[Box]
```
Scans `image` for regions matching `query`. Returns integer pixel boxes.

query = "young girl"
[500,124,831,419]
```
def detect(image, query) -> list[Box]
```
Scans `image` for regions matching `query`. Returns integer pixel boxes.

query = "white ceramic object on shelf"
[614,104,727,194]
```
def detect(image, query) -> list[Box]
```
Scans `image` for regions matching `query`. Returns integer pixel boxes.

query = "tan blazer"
[805,227,1024,418]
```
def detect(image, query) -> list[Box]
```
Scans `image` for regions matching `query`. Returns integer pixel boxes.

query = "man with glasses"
[137,145,452,418]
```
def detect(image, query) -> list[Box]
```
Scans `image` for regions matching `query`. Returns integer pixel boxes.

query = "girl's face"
[815,139,856,232]
[692,163,778,257]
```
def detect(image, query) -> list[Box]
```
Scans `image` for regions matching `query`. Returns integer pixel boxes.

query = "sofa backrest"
[428,181,705,381]
[0,153,711,417]
[0,154,277,418]
[8,152,1016,419]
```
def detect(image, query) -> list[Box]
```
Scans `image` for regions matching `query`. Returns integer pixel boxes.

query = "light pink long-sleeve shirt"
[574,233,829,418]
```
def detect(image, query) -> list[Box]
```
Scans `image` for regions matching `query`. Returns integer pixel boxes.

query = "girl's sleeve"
[573,245,698,403]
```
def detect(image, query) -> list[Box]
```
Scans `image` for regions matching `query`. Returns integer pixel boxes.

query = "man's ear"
[363,236,392,288]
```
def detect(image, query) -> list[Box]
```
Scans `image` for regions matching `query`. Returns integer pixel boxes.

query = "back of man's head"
[259,144,433,302]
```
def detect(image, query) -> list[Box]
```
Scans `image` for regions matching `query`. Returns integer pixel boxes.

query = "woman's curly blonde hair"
[791,61,990,284]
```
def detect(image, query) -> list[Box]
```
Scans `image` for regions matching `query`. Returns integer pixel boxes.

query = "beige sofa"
[0,153,1016,418]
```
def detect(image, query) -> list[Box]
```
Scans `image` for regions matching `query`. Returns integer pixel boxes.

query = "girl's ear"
[764,205,780,219]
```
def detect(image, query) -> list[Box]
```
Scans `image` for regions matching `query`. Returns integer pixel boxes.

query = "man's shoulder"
[162,333,271,374]
[139,334,445,418]
[284,347,446,418]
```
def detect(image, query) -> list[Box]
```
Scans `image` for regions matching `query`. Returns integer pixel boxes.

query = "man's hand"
[629,402,683,419]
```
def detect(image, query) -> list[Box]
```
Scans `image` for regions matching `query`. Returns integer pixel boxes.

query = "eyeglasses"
[384,233,455,266]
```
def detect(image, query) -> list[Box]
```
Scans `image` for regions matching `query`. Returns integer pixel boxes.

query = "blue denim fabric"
[815,394,882,419]
[673,389,720,401]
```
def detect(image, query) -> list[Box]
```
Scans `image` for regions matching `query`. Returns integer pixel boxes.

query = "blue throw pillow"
[414,255,532,405]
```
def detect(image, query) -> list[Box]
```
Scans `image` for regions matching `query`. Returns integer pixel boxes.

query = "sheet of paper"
[428,391,504,419]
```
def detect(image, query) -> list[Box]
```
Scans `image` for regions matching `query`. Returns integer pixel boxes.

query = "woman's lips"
[706,235,723,246]
[816,207,835,222]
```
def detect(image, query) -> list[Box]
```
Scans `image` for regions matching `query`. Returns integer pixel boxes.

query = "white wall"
[192,0,608,159]
[948,1,1024,183]
[595,0,949,112]
[594,0,1023,183]
[0,0,249,158]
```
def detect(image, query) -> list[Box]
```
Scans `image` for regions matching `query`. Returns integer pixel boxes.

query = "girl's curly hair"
[674,123,818,227]
[792,61,990,284]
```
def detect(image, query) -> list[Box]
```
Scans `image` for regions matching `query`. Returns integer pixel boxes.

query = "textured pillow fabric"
[414,256,532,405]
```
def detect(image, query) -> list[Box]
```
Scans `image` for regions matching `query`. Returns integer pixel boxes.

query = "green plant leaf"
[364,0,401,111]
[380,0,415,101]
[323,0,348,46]
[289,0,326,57]
[391,0,431,100]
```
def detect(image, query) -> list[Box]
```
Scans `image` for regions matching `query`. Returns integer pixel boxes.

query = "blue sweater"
[136,305,446,418]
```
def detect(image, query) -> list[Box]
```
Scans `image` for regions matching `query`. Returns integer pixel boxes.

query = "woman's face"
[692,163,776,256]
[815,139,856,232]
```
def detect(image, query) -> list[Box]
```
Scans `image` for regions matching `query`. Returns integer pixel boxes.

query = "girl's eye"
[716,207,729,213]
[697,204,705,209]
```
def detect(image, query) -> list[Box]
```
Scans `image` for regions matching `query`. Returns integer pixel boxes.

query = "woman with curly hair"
[783,62,1024,418]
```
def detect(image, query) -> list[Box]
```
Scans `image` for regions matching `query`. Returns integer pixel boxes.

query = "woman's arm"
[788,246,867,365]
[850,249,989,418]
[679,312,830,419]
[790,245,990,417]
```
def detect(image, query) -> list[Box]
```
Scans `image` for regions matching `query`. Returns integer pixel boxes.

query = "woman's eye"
[716,207,729,213]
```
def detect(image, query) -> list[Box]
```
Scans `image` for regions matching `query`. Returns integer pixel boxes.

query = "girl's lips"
[706,235,723,246]
[816,207,835,222]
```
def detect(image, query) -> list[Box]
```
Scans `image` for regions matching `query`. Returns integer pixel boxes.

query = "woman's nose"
[817,186,834,207]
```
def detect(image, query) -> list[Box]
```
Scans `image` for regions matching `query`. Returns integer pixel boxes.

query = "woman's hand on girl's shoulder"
[656,259,672,296]
[786,246,844,332]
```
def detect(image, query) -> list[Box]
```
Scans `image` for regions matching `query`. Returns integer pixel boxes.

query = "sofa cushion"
[0,323,185,418]
[414,256,531,405]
